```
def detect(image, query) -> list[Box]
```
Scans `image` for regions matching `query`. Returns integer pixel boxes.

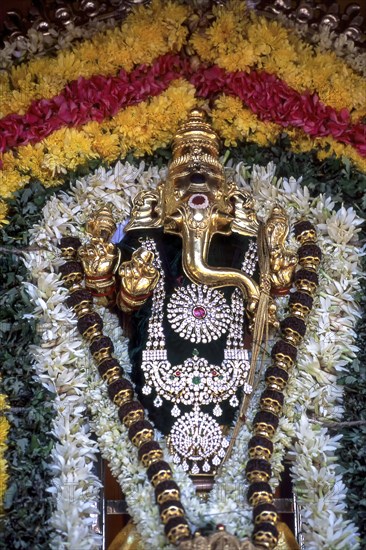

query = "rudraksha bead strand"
[247,219,320,549]
[248,436,274,461]
[247,482,274,507]
[58,239,191,546]
[59,237,82,260]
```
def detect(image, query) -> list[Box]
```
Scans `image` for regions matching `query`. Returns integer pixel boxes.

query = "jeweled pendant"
[191,464,199,475]
[154,395,163,407]
[229,395,239,407]
[172,404,181,417]
[167,284,231,343]
[213,404,222,417]
[212,455,221,466]
[169,407,230,474]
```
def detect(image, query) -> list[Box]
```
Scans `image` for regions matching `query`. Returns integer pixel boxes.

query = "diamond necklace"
[140,238,253,475]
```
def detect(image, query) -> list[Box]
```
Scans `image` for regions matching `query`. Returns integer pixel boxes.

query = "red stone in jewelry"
[188,193,209,209]
[192,195,205,205]
[192,306,206,319]
[167,284,231,344]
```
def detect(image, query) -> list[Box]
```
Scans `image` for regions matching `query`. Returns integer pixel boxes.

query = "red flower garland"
[0,53,365,158]
[0,54,188,152]
[190,66,366,155]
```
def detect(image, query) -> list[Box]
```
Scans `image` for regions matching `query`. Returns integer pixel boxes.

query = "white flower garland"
[24,159,362,548]
[235,164,363,549]
[22,259,102,549]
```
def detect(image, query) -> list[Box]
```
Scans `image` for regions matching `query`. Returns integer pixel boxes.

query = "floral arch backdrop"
[0,1,365,548]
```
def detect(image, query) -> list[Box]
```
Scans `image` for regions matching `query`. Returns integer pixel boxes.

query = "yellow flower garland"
[212,95,281,147]
[0,0,190,118]
[1,83,365,200]
[190,0,366,119]
[0,0,365,121]
[211,95,366,173]
[0,79,197,196]
[0,0,364,202]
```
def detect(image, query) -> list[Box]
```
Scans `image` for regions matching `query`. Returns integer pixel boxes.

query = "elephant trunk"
[180,224,260,302]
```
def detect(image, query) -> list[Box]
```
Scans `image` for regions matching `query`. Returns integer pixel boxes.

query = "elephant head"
[126,109,261,306]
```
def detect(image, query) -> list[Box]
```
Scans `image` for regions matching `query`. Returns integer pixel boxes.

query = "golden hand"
[117,247,160,312]
[78,238,119,277]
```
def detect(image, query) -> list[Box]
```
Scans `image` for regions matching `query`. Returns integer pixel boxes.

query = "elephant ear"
[125,188,164,232]
[229,190,259,237]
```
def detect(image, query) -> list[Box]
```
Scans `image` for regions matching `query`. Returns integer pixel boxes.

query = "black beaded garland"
[118,400,144,424]
[247,219,320,550]
[298,243,322,261]
[294,267,319,287]
[90,335,114,357]
[128,419,155,445]
[164,516,191,543]
[159,499,186,523]
[107,377,134,399]
[265,366,289,389]
[280,316,307,337]
[58,260,83,277]
[146,461,173,484]
[66,288,93,309]
[247,482,274,505]
[252,502,278,524]
[252,521,278,541]
[138,440,163,461]
[245,458,272,479]
[248,436,274,460]
[77,311,103,336]
[59,236,82,250]
[293,220,315,238]
[271,339,298,365]
[58,242,191,546]
[253,411,279,431]
[155,480,181,503]
[288,290,313,310]
[260,389,284,407]
[98,358,122,378]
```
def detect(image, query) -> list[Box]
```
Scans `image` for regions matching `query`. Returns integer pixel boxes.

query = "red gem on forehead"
[193,306,206,319]
[191,195,206,205]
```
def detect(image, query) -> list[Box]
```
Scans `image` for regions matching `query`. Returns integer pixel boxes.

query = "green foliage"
[0,182,60,549]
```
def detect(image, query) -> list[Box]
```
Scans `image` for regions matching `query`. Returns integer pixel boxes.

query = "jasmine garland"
[24,160,362,548]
